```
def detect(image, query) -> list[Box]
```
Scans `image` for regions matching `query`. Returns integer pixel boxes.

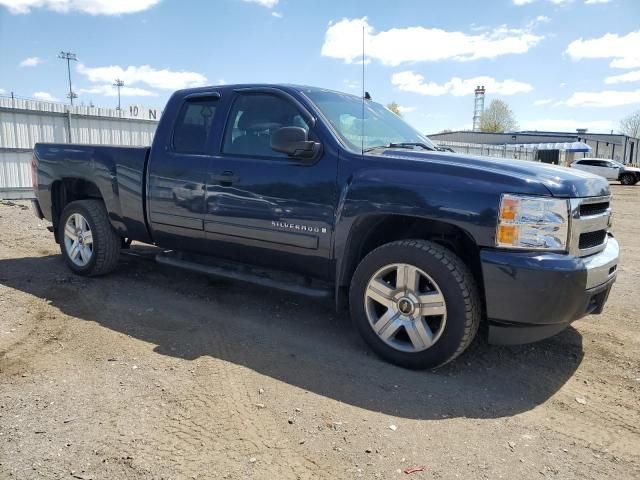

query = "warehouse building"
[429,129,640,166]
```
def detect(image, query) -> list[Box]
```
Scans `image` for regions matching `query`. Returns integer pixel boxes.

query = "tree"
[479,99,518,133]
[620,111,640,138]
[386,102,402,117]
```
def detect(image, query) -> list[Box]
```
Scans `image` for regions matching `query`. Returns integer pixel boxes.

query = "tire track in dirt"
[54,268,332,479]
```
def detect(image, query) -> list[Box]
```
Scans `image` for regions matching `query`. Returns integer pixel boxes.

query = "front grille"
[580,201,609,217]
[579,230,607,250]
[570,196,611,256]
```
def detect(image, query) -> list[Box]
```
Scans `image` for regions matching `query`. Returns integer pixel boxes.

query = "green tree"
[386,102,402,117]
[480,99,518,133]
[620,111,640,138]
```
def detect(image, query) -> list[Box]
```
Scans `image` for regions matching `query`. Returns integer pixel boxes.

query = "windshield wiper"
[363,142,435,153]
[388,142,435,151]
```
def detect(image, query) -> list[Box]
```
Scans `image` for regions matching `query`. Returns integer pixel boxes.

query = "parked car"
[31,84,619,369]
[570,158,640,185]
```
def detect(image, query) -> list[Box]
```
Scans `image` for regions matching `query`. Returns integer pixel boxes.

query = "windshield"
[303,89,436,153]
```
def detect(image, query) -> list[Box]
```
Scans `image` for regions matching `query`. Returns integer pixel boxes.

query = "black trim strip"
[204,219,319,249]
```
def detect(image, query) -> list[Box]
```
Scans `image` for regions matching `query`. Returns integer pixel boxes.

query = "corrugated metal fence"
[0,95,159,199]
[436,141,538,162]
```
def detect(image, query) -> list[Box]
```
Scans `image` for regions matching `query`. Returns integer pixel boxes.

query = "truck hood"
[372,149,610,198]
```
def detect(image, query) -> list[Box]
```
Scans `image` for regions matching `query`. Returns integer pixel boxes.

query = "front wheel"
[349,240,480,369]
[58,199,121,276]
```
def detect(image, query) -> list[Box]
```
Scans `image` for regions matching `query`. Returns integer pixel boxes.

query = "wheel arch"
[337,214,485,300]
[50,178,106,243]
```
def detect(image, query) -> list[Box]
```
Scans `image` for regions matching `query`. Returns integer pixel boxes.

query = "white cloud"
[33,91,59,101]
[397,105,416,114]
[271,11,282,18]
[78,85,157,97]
[566,30,640,69]
[535,15,551,23]
[321,17,543,66]
[604,70,640,84]
[533,98,553,106]
[563,89,640,107]
[241,0,278,8]
[522,118,614,132]
[0,88,7,94]
[343,79,360,90]
[20,56,42,67]
[77,64,207,90]
[391,71,533,96]
[0,0,161,15]
[585,0,611,3]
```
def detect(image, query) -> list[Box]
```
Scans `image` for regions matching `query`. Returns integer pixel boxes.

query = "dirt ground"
[0,185,638,480]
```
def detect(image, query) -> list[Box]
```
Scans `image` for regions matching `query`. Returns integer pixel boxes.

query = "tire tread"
[59,199,121,276]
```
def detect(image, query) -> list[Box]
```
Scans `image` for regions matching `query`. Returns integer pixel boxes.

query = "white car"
[570,158,640,185]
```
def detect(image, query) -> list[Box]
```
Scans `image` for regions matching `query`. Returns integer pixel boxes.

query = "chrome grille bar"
[569,195,612,257]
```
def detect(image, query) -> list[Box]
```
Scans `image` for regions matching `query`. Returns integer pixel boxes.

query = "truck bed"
[33,143,151,243]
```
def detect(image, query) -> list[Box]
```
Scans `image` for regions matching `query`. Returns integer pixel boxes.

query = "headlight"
[496,194,569,251]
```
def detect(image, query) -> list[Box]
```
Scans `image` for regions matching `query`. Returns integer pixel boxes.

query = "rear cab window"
[172,97,219,154]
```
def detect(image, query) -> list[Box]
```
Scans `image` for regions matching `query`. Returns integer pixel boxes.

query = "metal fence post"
[66,110,73,144]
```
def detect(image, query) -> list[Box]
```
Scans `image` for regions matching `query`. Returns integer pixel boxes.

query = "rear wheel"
[58,199,121,276]
[349,239,480,369]
[620,173,635,185]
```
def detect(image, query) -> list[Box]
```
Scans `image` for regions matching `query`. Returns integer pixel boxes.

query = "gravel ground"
[0,185,639,479]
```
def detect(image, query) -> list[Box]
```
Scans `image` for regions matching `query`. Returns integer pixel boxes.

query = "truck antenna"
[361,24,365,155]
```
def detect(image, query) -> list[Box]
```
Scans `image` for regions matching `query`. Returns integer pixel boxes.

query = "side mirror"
[271,127,320,159]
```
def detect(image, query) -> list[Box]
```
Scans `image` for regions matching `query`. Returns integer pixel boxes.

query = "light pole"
[113,79,124,115]
[58,51,78,106]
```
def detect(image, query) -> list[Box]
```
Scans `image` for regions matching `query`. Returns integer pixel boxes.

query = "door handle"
[211,171,239,186]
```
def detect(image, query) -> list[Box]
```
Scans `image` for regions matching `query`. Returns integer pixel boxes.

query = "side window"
[596,160,612,167]
[173,97,218,154]
[580,160,596,166]
[222,94,309,158]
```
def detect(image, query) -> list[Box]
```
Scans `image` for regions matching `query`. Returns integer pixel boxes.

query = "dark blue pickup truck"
[32,84,619,368]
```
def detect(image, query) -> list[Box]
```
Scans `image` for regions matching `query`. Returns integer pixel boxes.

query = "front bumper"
[481,236,619,345]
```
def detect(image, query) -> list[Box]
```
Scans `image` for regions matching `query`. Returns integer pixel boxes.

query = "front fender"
[332,165,508,288]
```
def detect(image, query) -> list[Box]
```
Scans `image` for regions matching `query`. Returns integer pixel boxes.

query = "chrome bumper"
[584,235,619,290]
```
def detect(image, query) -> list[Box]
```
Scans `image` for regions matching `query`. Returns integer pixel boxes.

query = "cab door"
[203,89,338,279]
[147,94,221,252]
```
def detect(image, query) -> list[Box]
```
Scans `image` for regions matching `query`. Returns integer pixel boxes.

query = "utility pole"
[113,79,124,115]
[58,51,78,106]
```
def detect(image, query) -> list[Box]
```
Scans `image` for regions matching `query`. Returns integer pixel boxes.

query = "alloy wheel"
[364,263,447,353]
[63,213,94,267]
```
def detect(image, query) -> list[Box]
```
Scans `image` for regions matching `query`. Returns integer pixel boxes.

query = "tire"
[349,239,480,369]
[620,173,635,185]
[58,199,121,276]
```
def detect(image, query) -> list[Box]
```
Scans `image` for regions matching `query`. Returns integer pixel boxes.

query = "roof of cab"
[172,83,362,100]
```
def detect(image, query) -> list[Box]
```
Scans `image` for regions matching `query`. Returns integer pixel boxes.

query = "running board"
[155,252,332,299]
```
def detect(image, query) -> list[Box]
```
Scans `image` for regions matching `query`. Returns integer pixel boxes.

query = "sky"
[1,0,639,135]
